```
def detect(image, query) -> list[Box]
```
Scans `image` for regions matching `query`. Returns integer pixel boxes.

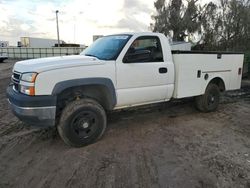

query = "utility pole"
[56,10,60,47]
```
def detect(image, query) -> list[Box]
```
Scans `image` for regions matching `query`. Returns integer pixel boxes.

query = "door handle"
[159,67,168,74]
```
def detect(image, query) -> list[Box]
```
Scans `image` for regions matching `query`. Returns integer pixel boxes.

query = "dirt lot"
[0,59,250,188]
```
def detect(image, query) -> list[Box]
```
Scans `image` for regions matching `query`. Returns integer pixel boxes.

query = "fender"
[202,74,227,93]
[52,77,117,109]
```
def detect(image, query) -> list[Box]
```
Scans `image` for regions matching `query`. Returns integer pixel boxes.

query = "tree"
[193,2,221,50]
[152,0,250,52]
[152,0,201,41]
[196,0,250,51]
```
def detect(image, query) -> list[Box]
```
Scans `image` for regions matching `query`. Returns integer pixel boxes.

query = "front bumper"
[6,86,57,127]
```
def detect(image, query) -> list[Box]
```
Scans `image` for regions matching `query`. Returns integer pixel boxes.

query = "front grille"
[13,72,21,80]
[11,71,21,92]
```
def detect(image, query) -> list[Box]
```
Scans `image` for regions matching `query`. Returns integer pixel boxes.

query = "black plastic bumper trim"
[6,85,57,107]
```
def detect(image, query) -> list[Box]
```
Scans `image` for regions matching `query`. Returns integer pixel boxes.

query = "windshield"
[81,35,131,60]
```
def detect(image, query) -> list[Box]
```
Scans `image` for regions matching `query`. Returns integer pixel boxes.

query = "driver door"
[116,36,172,107]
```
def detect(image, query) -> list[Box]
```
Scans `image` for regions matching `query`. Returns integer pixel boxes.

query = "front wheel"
[57,98,107,147]
[195,84,220,112]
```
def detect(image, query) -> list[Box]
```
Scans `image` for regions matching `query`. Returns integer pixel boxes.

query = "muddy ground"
[0,59,250,188]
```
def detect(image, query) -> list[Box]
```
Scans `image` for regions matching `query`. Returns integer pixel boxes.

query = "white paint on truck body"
[35,60,116,95]
[173,53,243,98]
[115,32,175,108]
[12,32,244,109]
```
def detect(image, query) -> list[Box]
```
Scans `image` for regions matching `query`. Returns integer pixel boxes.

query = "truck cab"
[111,33,175,108]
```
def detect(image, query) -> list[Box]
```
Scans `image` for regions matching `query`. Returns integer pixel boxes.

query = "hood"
[14,55,102,73]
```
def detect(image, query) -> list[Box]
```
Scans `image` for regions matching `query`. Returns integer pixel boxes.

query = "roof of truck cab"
[107,32,164,36]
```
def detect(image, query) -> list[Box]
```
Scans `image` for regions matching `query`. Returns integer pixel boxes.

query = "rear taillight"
[238,68,242,75]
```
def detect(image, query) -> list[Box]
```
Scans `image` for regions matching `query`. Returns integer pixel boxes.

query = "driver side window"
[123,36,164,63]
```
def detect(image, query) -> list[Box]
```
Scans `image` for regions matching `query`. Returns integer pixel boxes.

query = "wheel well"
[56,85,114,116]
[208,77,225,92]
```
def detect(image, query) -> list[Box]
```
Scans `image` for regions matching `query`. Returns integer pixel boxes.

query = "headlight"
[19,72,37,96]
[21,72,38,83]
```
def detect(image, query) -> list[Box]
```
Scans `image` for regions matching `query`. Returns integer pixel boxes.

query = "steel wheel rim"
[207,92,217,107]
[71,110,98,139]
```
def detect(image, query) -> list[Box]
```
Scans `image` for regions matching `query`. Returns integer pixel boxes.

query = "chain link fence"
[0,47,86,59]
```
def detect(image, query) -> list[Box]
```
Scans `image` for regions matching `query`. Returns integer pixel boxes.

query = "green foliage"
[152,0,250,52]
[200,0,250,51]
[152,0,201,41]
[245,53,250,64]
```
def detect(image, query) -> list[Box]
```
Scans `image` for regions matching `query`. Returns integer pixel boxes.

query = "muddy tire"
[195,84,220,112]
[57,98,106,147]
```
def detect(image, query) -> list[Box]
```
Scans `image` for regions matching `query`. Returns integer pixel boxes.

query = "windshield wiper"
[84,54,99,59]
[84,54,110,60]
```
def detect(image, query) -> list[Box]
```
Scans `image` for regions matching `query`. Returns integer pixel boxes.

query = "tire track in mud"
[173,101,250,188]
[135,148,160,188]
[1,100,250,188]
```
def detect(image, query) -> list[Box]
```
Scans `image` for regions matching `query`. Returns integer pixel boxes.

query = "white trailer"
[20,37,64,48]
[170,41,191,51]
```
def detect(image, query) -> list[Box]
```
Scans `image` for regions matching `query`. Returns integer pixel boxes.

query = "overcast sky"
[0,0,213,46]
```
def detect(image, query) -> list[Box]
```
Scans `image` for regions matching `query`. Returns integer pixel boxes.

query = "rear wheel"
[195,84,220,112]
[57,98,106,147]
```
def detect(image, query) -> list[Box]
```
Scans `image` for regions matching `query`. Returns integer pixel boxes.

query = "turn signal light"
[20,85,35,96]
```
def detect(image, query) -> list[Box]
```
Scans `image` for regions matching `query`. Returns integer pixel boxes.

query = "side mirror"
[123,50,151,63]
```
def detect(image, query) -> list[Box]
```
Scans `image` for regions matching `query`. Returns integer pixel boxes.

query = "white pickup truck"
[7,32,244,147]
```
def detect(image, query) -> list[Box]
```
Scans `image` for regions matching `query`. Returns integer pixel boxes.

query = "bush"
[244,53,250,63]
